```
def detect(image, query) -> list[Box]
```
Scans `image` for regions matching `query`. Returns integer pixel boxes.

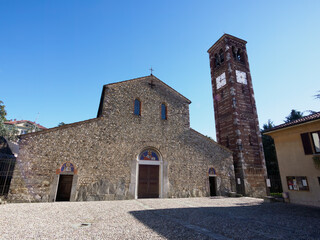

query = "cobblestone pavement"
[1,197,320,240]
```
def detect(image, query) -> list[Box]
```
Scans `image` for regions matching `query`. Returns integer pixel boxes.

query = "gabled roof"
[189,128,233,153]
[264,112,320,134]
[19,117,102,138]
[97,75,191,117]
[4,120,47,129]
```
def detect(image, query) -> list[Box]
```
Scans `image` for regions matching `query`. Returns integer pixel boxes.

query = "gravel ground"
[0,197,320,240]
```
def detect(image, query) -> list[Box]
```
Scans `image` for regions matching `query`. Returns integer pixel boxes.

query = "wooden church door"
[56,175,73,201]
[138,165,159,198]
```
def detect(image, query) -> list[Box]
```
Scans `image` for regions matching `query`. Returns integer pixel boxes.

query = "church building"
[6,34,268,202]
[8,75,235,202]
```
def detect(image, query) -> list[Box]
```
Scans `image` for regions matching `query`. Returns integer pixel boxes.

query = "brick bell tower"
[208,34,267,197]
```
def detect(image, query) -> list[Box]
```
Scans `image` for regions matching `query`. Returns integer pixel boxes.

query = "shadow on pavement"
[129,202,320,240]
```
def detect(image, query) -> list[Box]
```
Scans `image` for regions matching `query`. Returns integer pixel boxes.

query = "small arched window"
[232,46,237,59]
[134,99,141,116]
[249,134,253,146]
[219,49,224,63]
[241,85,245,94]
[161,103,167,120]
[214,53,220,67]
[237,49,242,62]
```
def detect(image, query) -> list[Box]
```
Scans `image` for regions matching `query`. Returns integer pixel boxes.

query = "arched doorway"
[137,149,161,198]
[55,162,76,201]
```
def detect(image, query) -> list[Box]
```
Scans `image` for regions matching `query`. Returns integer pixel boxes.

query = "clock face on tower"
[236,70,247,85]
[216,72,226,89]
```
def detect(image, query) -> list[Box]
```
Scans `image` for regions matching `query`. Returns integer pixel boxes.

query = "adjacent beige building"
[265,112,320,207]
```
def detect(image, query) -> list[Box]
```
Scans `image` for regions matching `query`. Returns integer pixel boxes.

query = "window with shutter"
[311,131,320,153]
[300,133,313,155]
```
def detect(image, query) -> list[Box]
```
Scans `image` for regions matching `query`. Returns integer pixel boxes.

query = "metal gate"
[268,174,283,193]
[0,156,16,196]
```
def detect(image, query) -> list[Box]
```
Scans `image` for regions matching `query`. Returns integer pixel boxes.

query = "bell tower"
[208,34,267,197]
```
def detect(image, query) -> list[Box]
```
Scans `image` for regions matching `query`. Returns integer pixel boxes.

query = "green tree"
[0,101,8,138]
[0,100,7,122]
[0,101,18,141]
[261,120,282,193]
[284,109,304,123]
[29,124,39,133]
[57,122,66,127]
[0,120,7,138]
[262,119,274,131]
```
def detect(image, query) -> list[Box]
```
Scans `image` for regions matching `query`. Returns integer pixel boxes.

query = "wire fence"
[0,156,16,197]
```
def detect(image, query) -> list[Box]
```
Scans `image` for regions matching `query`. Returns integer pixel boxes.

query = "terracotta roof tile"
[264,112,320,133]
[4,120,47,129]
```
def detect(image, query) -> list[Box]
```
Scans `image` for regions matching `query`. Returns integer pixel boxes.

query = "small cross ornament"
[148,80,155,89]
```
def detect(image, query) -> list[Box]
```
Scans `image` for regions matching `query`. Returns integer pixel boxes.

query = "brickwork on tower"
[208,34,267,197]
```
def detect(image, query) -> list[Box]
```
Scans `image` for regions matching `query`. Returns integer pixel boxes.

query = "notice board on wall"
[286,176,309,191]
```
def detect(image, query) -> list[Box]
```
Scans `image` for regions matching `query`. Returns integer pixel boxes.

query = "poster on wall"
[293,179,298,190]
[287,177,294,190]
[266,179,271,187]
[302,179,308,186]
[237,178,241,185]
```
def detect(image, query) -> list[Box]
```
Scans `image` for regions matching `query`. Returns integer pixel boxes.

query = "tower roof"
[207,34,247,54]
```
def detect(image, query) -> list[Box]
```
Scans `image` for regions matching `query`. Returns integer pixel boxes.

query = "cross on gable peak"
[149,67,154,76]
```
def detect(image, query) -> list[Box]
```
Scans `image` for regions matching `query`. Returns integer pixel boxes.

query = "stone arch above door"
[138,148,162,162]
[208,167,216,176]
[56,162,78,175]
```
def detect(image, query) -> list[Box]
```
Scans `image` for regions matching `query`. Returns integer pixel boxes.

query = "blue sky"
[1,0,319,139]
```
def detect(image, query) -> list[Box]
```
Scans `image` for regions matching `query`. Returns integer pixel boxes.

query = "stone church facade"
[8,75,235,202]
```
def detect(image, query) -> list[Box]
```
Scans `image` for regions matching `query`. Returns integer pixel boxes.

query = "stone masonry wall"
[9,76,234,202]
